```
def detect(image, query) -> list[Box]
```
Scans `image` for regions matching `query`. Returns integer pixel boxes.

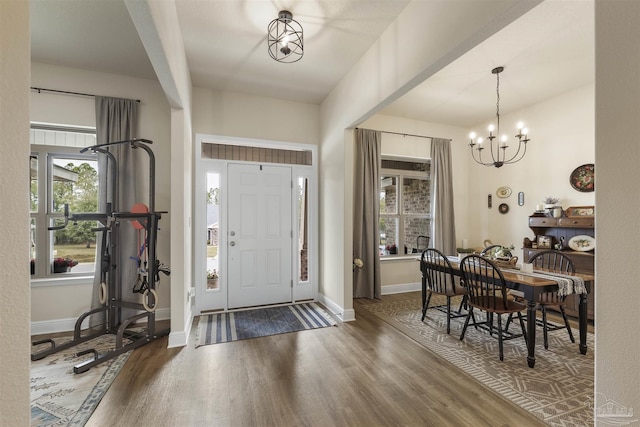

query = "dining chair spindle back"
[459,255,528,361]
[526,250,576,349]
[420,248,467,334]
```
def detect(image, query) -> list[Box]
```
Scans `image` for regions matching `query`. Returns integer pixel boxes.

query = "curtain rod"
[355,127,449,141]
[30,87,141,103]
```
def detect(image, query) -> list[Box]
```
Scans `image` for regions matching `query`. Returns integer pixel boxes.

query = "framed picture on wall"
[537,235,552,249]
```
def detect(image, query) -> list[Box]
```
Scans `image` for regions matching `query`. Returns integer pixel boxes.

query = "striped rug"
[195,302,336,346]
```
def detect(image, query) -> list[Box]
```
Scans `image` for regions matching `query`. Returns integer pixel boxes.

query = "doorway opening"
[195,135,317,314]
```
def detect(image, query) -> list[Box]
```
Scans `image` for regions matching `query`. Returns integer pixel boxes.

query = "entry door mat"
[359,295,594,427]
[196,302,337,347]
[30,334,132,426]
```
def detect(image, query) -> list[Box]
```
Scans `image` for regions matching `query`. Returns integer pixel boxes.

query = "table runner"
[444,256,587,297]
[503,268,587,297]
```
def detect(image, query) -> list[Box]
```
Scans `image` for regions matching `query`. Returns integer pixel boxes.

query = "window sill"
[31,275,94,288]
[380,255,420,262]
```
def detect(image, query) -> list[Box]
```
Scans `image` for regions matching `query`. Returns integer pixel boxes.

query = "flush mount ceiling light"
[268,10,303,63]
[468,66,531,168]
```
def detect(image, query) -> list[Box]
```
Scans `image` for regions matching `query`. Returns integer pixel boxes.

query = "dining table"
[420,256,594,368]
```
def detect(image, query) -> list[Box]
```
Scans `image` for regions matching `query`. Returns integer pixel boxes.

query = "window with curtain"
[379,158,431,256]
[30,124,98,278]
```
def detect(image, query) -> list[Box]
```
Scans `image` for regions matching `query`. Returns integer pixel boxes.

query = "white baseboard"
[317,293,354,322]
[169,306,194,348]
[381,282,420,295]
[168,330,188,348]
[31,307,171,335]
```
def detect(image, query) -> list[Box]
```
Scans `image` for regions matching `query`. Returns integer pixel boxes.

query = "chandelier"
[468,66,530,168]
[267,10,304,63]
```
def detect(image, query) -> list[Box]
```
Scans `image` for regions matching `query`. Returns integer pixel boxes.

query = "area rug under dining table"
[359,293,594,427]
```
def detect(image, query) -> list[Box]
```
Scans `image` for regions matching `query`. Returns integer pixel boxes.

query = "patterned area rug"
[360,295,594,427]
[196,302,337,347]
[30,334,131,426]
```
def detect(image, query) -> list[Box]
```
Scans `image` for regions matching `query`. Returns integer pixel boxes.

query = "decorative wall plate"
[496,186,512,198]
[568,235,595,252]
[570,163,595,192]
[498,203,509,214]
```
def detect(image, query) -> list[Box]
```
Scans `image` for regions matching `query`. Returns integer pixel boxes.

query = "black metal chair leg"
[497,314,504,361]
[504,313,513,332]
[460,308,473,340]
[456,294,467,313]
[559,305,575,343]
[421,291,433,321]
[542,306,549,349]
[488,313,494,337]
[446,297,451,334]
[517,311,528,346]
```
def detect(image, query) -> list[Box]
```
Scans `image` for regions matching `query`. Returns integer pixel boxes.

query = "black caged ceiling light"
[468,66,531,168]
[267,10,304,63]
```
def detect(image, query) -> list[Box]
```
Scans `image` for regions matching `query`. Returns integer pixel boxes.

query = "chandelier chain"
[496,71,500,134]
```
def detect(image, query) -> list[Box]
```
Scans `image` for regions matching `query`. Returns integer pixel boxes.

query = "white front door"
[227,163,292,308]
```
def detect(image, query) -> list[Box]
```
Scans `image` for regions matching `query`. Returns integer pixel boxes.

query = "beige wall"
[192,88,320,145]
[466,84,595,252]
[0,0,30,424]
[594,0,640,419]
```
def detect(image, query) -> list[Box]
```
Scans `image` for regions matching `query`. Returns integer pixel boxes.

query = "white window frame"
[379,157,430,258]
[30,124,97,285]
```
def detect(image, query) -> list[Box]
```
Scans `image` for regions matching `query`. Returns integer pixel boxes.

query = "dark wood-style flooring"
[73,293,550,426]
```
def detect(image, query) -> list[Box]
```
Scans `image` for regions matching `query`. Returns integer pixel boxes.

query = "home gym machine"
[31,138,170,374]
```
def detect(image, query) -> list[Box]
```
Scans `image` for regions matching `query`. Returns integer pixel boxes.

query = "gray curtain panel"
[92,97,139,323]
[430,138,457,255]
[353,129,381,299]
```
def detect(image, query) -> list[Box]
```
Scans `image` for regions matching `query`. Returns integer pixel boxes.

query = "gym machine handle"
[48,204,70,231]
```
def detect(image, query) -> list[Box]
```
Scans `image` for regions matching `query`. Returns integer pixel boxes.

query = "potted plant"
[456,247,475,259]
[543,197,563,217]
[386,244,397,255]
[207,269,218,287]
[543,196,560,209]
[52,257,78,273]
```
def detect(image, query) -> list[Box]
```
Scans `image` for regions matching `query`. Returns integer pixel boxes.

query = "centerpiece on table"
[484,245,519,268]
[456,247,475,259]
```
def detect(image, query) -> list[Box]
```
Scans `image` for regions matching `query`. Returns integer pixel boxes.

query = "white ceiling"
[30,0,594,129]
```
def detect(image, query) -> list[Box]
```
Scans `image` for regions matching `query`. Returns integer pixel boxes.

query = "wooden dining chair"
[524,250,576,349]
[412,235,430,253]
[479,244,502,257]
[420,248,467,334]
[459,254,528,361]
